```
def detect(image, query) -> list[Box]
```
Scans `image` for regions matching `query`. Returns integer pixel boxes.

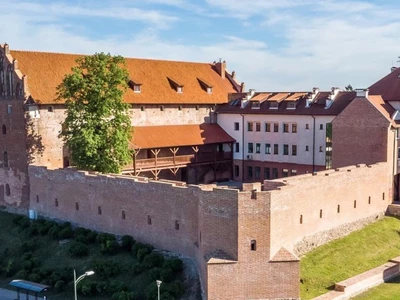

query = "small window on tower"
[250,240,257,251]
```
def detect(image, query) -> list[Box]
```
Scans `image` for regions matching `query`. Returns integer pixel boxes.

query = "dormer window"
[128,80,142,93]
[168,77,184,94]
[177,86,183,93]
[251,101,260,109]
[269,102,278,109]
[198,78,213,94]
[287,102,296,110]
[207,87,213,94]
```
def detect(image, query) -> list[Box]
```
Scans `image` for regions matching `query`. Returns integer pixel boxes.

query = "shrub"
[160,268,173,283]
[59,226,74,240]
[121,235,135,252]
[97,233,116,244]
[149,268,161,281]
[68,241,89,258]
[54,280,65,291]
[15,269,29,280]
[137,248,150,262]
[28,273,41,282]
[80,282,97,296]
[143,253,164,268]
[13,215,30,228]
[163,258,183,272]
[86,231,98,243]
[93,260,121,279]
[21,252,33,261]
[95,281,109,294]
[22,259,40,271]
[111,291,139,300]
[168,280,185,297]
[48,224,62,239]
[21,240,37,252]
[145,283,158,300]
[130,262,145,276]
[100,240,120,255]
[132,243,154,256]
[107,280,128,294]
[3,259,17,277]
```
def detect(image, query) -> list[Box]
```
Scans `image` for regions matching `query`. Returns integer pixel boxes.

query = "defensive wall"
[25,161,393,299]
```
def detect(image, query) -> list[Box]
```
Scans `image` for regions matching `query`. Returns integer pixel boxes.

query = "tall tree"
[57,53,132,173]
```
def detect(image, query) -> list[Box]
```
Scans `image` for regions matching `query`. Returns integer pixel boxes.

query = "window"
[287,102,296,109]
[283,123,289,133]
[3,151,8,168]
[5,184,10,196]
[250,240,257,251]
[306,123,309,130]
[264,167,270,180]
[98,206,102,215]
[282,169,289,177]
[354,200,357,208]
[270,102,278,109]
[140,106,145,111]
[255,143,260,154]
[383,193,385,200]
[175,220,180,230]
[16,82,22,98]
[207,87,213,94]
[195,105,199,110]
[55,198,59,207]
[2,125,6,135]
[283,144,289,155]
[305,145,309,152]
[319,146,323,152]
[291,169,297,176]
[177,86,183,93]
[320,209,323,218]
[255,167,260,179]
[148,215,152,225]
[178,105,182,111]
[234,122,239,131]
[235,142,240,153]
[122,211,126,220]
[75,202,79,211]
[273,123,279,132]
[248,143,254,153]
[247,166,253,179]
[300,215,303,224]
[265,123,271,132]
[234,165,240,177]
[273,144,278,155]
[292,123,297,133]
[337,205,340,213]
[133,85,141,93]
[272,168,278,179]
[48,106,54,112]
[292,145,297,156]
[320,124,323,130]
[247,122,253,131]
[265,143,271,154]
[160,105,164,111]
[255,122,261,132]
[36,195,39,203]
[7,105,12,115]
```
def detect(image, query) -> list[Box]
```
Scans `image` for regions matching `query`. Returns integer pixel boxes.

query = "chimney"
[391,66,397,72]
[13,59,18,70]
[215,59,226,79]
[355,88,369,98]
[240,82,246,93]
[4,43,9,54]
[306,87,319,107]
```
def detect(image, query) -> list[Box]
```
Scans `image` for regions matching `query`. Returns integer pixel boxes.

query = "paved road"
[0,287,46,299]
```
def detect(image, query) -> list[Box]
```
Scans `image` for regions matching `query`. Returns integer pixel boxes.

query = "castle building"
[216,87,356,182]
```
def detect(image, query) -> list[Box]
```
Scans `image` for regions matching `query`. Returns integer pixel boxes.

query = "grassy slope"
[0,211,181,299]
[300,216,400,300]
[351,276,400,300]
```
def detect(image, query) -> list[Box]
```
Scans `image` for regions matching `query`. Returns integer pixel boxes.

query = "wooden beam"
[150,169,161,180]
[192,146,199,153]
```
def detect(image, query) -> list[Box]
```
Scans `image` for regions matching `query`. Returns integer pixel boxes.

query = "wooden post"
[170,147,179,165]
[151,149,161,180]
[192,146,199,163]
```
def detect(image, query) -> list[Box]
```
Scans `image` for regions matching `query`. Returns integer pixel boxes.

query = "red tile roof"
[131,124,235,149]
[9,50,238,105]
[369,68,400,101]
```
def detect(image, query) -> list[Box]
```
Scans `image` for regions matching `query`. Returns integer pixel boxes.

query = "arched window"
[0,52,4,96]
[5,184,10,196]
[3,151,8,168]
[2,125,6,135]
[16,82,22,98]
[6,64,13,97]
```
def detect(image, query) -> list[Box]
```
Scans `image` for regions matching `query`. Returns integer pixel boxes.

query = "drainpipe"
[241,114,245,182]
[312,115,316,173]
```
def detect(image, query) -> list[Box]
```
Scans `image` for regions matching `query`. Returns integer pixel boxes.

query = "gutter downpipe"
[312,115,316,173]
[241,114,245,181]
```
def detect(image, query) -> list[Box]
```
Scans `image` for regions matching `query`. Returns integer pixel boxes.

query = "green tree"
[57,53,132,173]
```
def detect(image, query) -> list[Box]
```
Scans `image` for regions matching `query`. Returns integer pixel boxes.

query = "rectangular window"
[148,215,152,225]
[272,168,278,179]
[264,167,270,180]
[283,123,289,133]
[306,145,309,151]
[234,122,239,131]
[247,122,253,131]
[282,169,289,177]
[283,144,289,155]
[319,146,323,152]
[234,165,240,177]
[306,123,309,130]
[265,122,271,132]
[175,220,180,230]
[255,122,261,132]
[292,145,297,156]
[255,143,261,154]
[248,143,254,153]
[98,206,102,215]
[235,142,240,153]
[7,105,12,115]
[265,143,271,154]
[251,240,257,251]
[273,123,279,132]
[273,144,279,155]
[248,166,253,179]
[122,211,126,220]
[292,123,297,133]
[320,124,323,130]
[255,167,260,179]
[75,202,79,211]
[291,169,297,176]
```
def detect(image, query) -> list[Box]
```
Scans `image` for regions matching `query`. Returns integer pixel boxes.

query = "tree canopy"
[57,53,132,173]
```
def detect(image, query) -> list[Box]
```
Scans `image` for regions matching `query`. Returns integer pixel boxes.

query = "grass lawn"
[300,216,400,300]
[0,210,187,299]
[351,276,400,299]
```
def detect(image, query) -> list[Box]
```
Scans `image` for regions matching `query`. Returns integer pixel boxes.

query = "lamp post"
[74,269,95,300]
[156,280,162,300]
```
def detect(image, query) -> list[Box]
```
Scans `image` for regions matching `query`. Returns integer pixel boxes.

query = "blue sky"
[1,0,400,91]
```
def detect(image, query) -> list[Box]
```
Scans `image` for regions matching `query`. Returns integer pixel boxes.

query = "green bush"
[143,253,164,268]
[132,243,154,256]
[168,280,185,297]
[86,231,98,243]
[22,258,40,271]
[75,234,89,244]
[130,262,145,275]
[163,258,183,272]
[68,241,89,258]
[100,240,120,255]
[21,240,37,252]
[21,252,33,261]
[28,273,41,282]
[121,235,135,252]
[93,260,121,279]
[54,280,65,291]
[97,232,116,244]
[95,281,109,294]
[149,268,161,281]
[15,269,29,280]
[145,283,158,300]
[48,224,62,239]
[13,215,30,228]
[111,291,139,300]
[2,259,17,277]
[160,268,173,283]
[59,226,74,239]
[107,280,128,294]
[137,248,150,262]
[80,282,97,296]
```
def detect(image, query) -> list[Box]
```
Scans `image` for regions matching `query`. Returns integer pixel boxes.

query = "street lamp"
[156,280,162,300]
[74,269,95,300]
